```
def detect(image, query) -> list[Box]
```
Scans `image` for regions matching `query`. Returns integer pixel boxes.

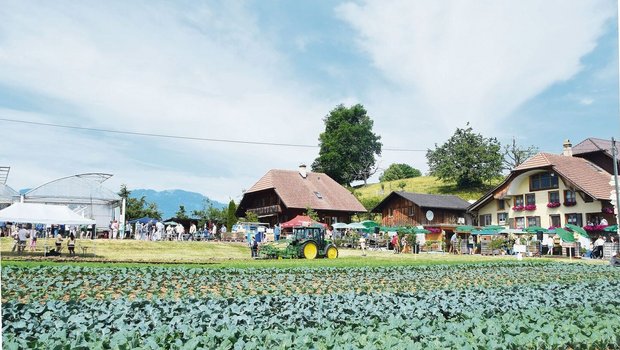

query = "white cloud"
[0,1,615,199]
[336,0,614,174]
[0,1,332,202]
[580,97,595,105]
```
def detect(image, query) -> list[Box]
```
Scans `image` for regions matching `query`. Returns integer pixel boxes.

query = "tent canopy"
[0,202,95,225]
[128,217,159,224]
[281,215,326,229]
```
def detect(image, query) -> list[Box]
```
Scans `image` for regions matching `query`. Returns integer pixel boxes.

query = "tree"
[502,137,539,171]
[118,185,162,221]
[312,104,382,185]
[226,200,237,232]
[175,205,188,219]
[426,124,502,188]
[304,206,319,222]
[379,163,422,182]
[191,199,226,225]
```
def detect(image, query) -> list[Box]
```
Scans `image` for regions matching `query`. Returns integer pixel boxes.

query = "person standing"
[55,234,63,255]
[593,236,605,259]
[176,224,185,241]
[29,229,37,252]
[274,223,281,241]
[251,237,258,258]
[111,220,119,240]
[212,224,218,239]
[450,233,458,254]
[67,233,76,256]
[189,222,197,240]
[17,225,29,254]
[391,234,400,254]
[546,235,555,255]
[401,235,408,254]
[359,235,367,256]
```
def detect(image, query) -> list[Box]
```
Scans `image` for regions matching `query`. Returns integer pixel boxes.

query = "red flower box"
[563,201,576,207]
[524,204,537,211]
[512,205,524,211]
[602,207,614,214]
[584,225,608,232]
[547,202,561,208]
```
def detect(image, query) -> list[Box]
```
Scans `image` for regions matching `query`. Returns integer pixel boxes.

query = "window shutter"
[535,216,541,227]
[508,218,515,229]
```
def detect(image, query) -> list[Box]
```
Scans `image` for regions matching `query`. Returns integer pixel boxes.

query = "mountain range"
[130,189,226,219]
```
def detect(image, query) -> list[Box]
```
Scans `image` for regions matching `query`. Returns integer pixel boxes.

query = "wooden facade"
[239,189,360,226]
[372,192,470,230]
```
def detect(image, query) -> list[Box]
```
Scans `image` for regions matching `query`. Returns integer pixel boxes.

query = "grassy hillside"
[353,176,502,206]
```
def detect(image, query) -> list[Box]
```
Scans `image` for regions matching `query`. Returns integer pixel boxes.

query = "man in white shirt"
[17,225,29,254]
[593,236,606,259]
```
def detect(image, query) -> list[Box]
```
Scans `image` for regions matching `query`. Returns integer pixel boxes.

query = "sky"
[0,0,619,203]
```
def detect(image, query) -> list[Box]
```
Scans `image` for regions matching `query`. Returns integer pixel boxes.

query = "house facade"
[236,165,366,226]
[469,141,616,232]
[371,191,471,240]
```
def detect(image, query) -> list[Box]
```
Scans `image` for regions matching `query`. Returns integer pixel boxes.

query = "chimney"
[299,164,307,178]
[562,139,572,157]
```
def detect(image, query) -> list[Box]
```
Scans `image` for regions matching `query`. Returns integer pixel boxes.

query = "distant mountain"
[130,189,226,219]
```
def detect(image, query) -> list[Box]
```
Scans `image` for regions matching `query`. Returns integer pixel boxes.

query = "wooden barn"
[371,191,471,240]
[236,165,366,226]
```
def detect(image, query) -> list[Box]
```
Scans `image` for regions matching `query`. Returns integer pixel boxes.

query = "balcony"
[247,205,282,217]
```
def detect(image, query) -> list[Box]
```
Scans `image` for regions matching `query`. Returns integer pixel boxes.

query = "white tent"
[0,202,95,225]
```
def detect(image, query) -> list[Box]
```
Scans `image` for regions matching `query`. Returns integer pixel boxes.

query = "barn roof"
[242,169,366,212]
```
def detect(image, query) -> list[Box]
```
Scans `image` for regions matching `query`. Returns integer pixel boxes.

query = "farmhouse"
[371,191,471,240]
[468,140,616,233]
[235,165,366,226]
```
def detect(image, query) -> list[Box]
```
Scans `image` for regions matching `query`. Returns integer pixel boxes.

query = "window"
[564,190,576,204]
[527,216,540,227]
[408,207,415,216]
[480,214,492,226]
[515,217,525,229]
[498,212,508,224]
[525,193,536,205]
[530,172,559,191]
[314,191,323,199]
[497,200,505,210]
[514,195,524,207]
[549,215,561,228]
[566,213,582,226]
[548,191,560,204]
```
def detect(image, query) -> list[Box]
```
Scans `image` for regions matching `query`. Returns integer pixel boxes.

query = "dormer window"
[314,191,323,199]
[530,172,559,191]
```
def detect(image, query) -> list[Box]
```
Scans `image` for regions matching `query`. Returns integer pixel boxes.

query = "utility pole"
[613,138,620,251]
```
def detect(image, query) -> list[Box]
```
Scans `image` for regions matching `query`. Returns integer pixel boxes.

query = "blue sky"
[0,0,618,202]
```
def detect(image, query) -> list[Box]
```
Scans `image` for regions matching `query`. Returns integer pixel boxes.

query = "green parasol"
[455,225,475,233]
[554,227,576,243]
[604,224,618,232]
[360,220,379,228]
[525,226,548,233]
[411,227,430,234]
[565,224,588,238]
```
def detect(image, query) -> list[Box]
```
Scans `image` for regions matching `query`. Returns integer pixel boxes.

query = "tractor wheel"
[326,246,338,259]
[302,242,318,259]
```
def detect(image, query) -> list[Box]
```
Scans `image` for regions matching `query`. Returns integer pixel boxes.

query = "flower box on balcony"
[524,204,537,211]
[563,201,576,207]
[546,202,561,208]
[602,207,614,214]
[512,205,524,211]
[584,224,608,232]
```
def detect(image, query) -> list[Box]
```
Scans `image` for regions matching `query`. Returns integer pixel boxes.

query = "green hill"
[352,176,502,210]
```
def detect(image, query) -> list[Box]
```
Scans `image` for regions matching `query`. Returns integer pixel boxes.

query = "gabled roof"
[470,152,613,211]
[572,138,618,157]
[372,191,470,213]
[243,169,366,212]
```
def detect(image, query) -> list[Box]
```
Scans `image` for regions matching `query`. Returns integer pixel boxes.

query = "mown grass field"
[0,237,604,269]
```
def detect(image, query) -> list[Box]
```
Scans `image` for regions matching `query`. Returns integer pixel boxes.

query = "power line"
[0,117,427,152]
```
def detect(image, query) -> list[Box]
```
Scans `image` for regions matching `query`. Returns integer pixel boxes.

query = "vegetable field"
[3,262,620,349]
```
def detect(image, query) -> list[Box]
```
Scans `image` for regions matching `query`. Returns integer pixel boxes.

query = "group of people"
[9,224,78,256]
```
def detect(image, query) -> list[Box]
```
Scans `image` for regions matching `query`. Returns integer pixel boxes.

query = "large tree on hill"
[502,137,539,171]
[426,124,502,188]
[379,163,422,182]
[312,104,382,185]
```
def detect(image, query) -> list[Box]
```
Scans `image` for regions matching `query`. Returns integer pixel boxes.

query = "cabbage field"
[2,261,620,349]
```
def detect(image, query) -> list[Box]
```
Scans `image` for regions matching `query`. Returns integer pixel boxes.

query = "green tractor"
[258,225,338,259]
